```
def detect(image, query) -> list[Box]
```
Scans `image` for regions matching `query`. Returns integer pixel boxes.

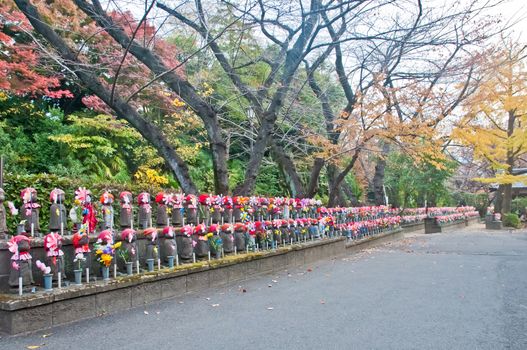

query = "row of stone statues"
[1,187,174,238]
[0,187,330,239]
[8,217,350,292]
[0,186,398,242]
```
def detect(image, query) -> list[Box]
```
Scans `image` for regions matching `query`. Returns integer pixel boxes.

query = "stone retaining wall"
[425,216,480,234]
[401,222,425,233]
[0,236,347,335]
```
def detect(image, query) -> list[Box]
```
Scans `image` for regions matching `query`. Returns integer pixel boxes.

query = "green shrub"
[511,198,527,216]
[503,213,521,228]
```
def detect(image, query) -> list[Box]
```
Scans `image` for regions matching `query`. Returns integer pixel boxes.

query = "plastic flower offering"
[36,260,51,274]
[94,241,122,267]
[74,253,86,270]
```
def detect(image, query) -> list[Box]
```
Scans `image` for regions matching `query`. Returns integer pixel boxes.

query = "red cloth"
[82,203,97,234]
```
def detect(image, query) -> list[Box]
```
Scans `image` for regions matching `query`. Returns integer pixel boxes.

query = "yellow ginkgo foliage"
[454,41,527,212]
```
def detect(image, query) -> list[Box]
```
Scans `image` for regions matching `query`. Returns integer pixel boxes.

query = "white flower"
[74,253,86,262]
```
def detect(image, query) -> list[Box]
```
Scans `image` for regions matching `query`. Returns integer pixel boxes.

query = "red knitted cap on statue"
[234,223,247,232]
[121,228,136,241]
[155,192,165,204]
[97,230,113,244]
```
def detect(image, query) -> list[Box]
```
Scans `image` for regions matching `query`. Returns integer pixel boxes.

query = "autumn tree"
[10,0,360,195]
[0,2,72,98]
[5,0,506,202]
[289,0,497,206]
[454,40,527,213]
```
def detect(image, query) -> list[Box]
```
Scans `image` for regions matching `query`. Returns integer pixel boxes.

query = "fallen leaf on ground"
[205,297,210,300]
[156,311,160,315]
[178,301,184,304]
[307,268,312,272]
[143,311,149,315]
[272,280,278,283]
[42,333,53,338]
[27,346,43,349]
[268,284,272,288]
[212,304,220,307]
[267,307,274,310]
[242,289,247,293]
[320,300,326,304]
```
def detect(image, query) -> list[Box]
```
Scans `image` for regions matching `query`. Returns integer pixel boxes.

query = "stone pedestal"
[424,217,441,234]
[485,220,503,230]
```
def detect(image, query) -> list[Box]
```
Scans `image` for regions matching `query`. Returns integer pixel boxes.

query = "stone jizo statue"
[137,192,152,229]
[8,235,34,289]
[99,191,114,231]
[49,188,67,234]
[44,232,65,280]
[119,191,133,229]
[20,188,40,237]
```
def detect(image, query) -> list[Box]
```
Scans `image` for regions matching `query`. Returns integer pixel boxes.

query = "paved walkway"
[2,224,527,349]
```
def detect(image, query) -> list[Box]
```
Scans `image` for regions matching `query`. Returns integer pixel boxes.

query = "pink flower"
[36,260,51,274]
[7,201,18,215]
[11,261,19,270]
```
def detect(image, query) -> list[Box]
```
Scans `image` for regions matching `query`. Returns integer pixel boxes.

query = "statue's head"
[74,187,91,205]
[120,191,133,204]
[137,192,150,205]
[100,191,114,205]
[50,188,65,204]
[21,188,37,203]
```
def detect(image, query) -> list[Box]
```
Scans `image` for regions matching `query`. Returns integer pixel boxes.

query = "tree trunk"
[341,182,359,206]
[502,109,517,213]
[234,4,322,195]
[502,184,512,213]
[14,0,199,194]
[327,164,349,207]
[305,158,325,198]
[494,185,504,214]
[371,144,390,205]
[271,141,305,198]
[73,0,229,194]
[327,149,362,207]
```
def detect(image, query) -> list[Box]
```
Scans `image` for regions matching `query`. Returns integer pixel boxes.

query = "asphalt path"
[2,224,527,349]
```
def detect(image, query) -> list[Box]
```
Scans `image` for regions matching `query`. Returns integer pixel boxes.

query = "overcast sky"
[496,0,527,38]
